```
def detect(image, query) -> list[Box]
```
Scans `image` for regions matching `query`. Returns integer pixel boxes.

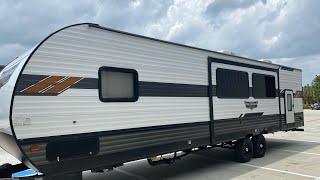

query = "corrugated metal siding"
[214,114,281,142]
[99,124,209,154]
[213,98,279,120]
[21,122,210,167]
[279,69,303,114]
[23,25,208,85]
[13,96,209,139]
[280,112,304,130]
[12,24,211,139]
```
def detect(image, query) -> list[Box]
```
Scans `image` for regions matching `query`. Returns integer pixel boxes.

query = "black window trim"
[252,73,276,99]
[216,68,250,99]
[287,93,293,111]
[98,66,139,102]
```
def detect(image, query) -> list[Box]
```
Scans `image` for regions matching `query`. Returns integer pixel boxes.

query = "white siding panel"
[12,97,209,139]
[279,69,303,113]
[23,25,208,85]
[60,89,97,97]
[213,97,279,120]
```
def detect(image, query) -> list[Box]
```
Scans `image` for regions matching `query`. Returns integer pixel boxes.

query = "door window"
[287,94,293,111]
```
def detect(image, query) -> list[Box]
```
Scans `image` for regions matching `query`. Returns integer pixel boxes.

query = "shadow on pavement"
[84,138,320,180]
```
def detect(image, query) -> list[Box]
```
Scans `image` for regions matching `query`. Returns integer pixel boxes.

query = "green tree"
[312,75,320,103]
[303,84,314,105]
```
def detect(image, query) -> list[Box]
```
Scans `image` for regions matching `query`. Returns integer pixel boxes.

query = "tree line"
[303,75,320,105]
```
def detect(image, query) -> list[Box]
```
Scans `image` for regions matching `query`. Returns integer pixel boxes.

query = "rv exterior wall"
[11,24,283,139]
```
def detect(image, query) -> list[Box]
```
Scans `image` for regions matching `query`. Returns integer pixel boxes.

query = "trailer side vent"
[46,137,99,161]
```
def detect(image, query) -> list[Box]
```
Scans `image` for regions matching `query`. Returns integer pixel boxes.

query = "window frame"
[252,73,276,99]
[216,68,250,99]
[98,66,139,102]
[287,94,293,111]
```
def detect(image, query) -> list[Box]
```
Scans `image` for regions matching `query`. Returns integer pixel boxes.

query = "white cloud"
[0,43,26,65]
[271,54,320,85]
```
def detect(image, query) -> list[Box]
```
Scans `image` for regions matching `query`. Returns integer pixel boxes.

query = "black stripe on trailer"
[208,57,278,72]
[16,74,209,97]
[16,74,281,97]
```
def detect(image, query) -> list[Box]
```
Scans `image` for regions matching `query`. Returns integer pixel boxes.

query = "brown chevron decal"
[46,77,82,94]
[22,76,65,94]
[20,76,83,95]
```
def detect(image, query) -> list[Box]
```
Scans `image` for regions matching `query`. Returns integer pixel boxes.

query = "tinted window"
[252,73,276,98]
[216,68,249,98]
[99,67,139,102]
[287,94,293,111]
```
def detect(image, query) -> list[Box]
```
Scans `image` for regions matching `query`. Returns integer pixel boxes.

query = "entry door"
[285,90,294,124]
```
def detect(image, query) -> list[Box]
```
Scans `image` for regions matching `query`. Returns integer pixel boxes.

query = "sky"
[0,0,319,85]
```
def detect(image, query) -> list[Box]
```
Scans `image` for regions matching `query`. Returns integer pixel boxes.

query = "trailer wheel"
[0,163,12,178]
[234,138,253,163]
[252,134,266,158]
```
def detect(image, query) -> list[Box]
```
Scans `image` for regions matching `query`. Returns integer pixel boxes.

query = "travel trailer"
[0,23,303,179]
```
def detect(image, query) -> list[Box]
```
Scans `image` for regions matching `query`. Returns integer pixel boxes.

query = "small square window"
[99,67,139,102]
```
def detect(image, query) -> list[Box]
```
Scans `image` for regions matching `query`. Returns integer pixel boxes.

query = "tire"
[234,138,253,163]
[0,163,13,178]
[252,134,266,158]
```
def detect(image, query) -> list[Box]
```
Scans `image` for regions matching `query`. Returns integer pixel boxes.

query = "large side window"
[252,73,276,98]
[216,68,249,98]
[99,67,139,102]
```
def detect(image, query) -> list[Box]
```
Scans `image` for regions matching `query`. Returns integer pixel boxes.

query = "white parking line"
[281,149,320,156]
[115,168,148,180]
[269,138,320,144]
[241,163,318,179]
[194,154,317,179]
